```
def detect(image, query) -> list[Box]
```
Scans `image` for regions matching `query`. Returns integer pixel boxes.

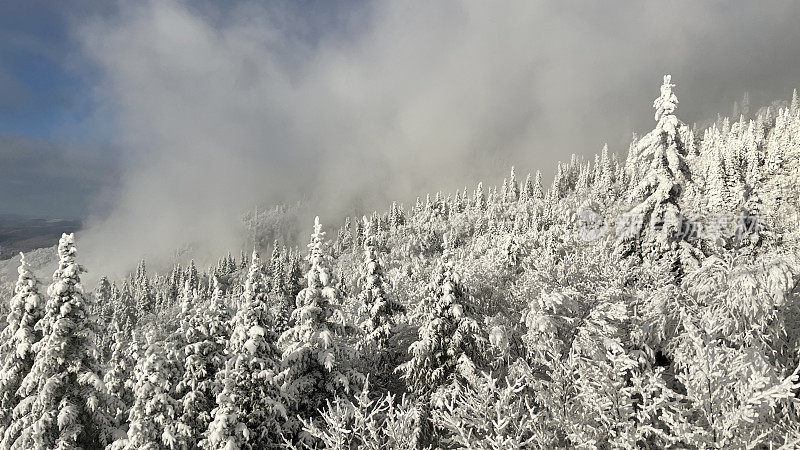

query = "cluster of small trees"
[2,77,800,449]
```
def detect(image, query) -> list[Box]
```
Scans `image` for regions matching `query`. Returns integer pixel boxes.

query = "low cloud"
[74,0,800,276]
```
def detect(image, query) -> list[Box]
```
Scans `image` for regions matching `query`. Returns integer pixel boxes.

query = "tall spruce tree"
[203,250,285,450]
[277,217,362,442]
[618,75,699,270]
[104,328,138,430]
[5,233,114,449]
[120,339,183,450]
[399,235,484,398]
[357,217,404,352]
[0,253,44,439]
[176,278,231,449]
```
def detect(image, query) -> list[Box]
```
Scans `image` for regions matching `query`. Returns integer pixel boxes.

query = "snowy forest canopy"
[2,76,800,449]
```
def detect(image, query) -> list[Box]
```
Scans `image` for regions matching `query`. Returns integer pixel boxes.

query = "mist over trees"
[2,77,800,448]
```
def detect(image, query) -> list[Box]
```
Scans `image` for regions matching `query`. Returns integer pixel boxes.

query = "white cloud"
[75,0,800,276]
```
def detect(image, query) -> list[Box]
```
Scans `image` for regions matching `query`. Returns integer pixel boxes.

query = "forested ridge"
[2,76,800,449]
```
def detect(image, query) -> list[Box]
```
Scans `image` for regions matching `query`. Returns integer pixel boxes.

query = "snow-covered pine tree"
[226,252,235,274]
[175,277,231,449]
[520,173,533,203]
[722,140,745,209]
[203,250,285,450]
[104,328,137,430]
[506,166,519,202]
[399,234,484,398]
[452,190,463,215]
[95,276,113,323]
[473,182,485,210]
[743,121,762,187]
[486,186,497,208]
[277,217,362,442]
[672,319,800,448]
[135,278,155,317]
[119,338,183,450]
[166,265,182,308]
[357,216,404,353]
[355,217,366,251]
[112,281,136,332]
[186,259,199,293]
[0,253,43,438]
[532,170,543,200]
[285,249,304,300]
[239,250,248,271]
[5,233,115,449]
[618,75,699,270]
[576,161,591,194]
[135,260,146,283]
[343,216,353,250]
[706,147,729,214]
[430,372,538,449]
[551,162,565,199]
[595,143,615,200]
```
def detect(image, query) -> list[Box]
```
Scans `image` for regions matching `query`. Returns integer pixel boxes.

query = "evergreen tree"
[104,328,138,429]
[135,260,146,285]
[121,339,183,450]
[0,253,44,438]
[271,247,292,334]
[176,278,231,448]
[277,217,362,442]
[355,219,366,250]
[135,279,155,317]
[112,282,136,331]
[474,182,485,209]
[532,170,543,200]
[506,166,519,201]
[203,250,285,450]
[186,259,199,293]
[357,217,404,352]
[95,276,113,323]
[520,172,533,203]
[399,235,484,398]
[269,241,285,296]
[343,216,353,249]
[285,250,304,300]
[706,148,729,212]
[167,265,182,308]
[5,233,114,449]
[551,163,565,199]
[618,75,698,269]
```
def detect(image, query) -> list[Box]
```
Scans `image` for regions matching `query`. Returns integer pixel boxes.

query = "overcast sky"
[2,0,800,271]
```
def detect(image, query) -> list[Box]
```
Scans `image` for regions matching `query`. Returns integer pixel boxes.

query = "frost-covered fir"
[276,217,362,442]
[175,277,230,448]
[357,216,404,352]
[117,338,183,450]
[619,75,700,271]
[399,234,484,398]
[0,253,43,439]
[203,251,285,450]
[103,327,138,430]
[5,234,115,449]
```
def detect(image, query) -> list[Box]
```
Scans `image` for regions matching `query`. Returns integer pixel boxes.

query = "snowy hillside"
[2,77,800,449]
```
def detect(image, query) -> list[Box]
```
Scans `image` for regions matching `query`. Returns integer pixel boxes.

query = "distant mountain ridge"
[0,217,81,261]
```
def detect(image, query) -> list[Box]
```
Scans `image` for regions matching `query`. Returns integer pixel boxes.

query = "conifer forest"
[2,73,800,449]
